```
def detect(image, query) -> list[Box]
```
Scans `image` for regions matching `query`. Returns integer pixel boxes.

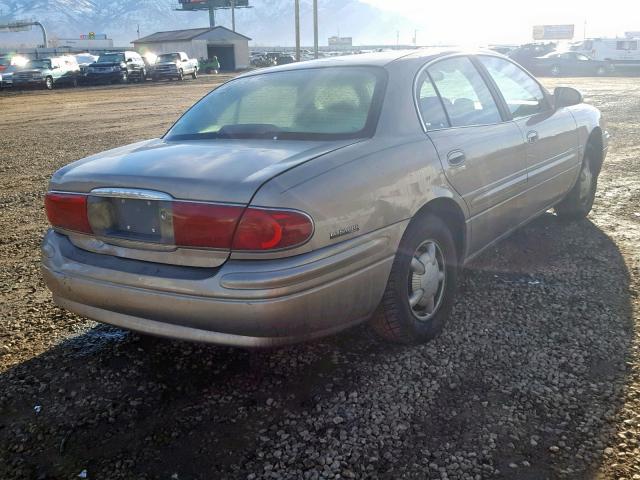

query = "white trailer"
[570,37,640,66]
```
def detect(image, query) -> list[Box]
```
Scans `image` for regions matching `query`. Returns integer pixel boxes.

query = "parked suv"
[85,51,146,84]
[152,52,199,81]
[12,56,80,90]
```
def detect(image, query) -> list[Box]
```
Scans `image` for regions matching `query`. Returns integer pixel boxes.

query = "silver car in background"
[41,50,608,347]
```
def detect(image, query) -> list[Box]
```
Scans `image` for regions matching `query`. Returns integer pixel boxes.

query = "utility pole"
[231,0,236,31]
[294,0,301,62]
[313,0,318,59]
[208,2,216,27]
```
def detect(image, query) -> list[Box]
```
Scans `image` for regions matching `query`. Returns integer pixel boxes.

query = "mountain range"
[0,0,420,47]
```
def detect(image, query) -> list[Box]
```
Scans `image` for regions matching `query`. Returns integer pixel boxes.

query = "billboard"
[533,25,575,40]
[178,0,249,7]
[328,36,353,47]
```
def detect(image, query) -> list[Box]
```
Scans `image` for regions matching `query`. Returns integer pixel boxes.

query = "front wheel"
[120,71,128,83]
[555,156,597,220]
[45,76,54,90]
[177,69,184,81]
[191,68,198,79]
[370,214,458,344]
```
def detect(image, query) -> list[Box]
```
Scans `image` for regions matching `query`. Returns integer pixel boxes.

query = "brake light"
[45,192,92,234]
[172,202,243,248]
[232,208,313,251]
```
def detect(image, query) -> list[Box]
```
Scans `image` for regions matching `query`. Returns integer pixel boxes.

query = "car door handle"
[447,150,466,166]
[527,131,539,144]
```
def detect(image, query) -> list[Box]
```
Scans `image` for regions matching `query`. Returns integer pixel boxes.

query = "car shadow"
[0,213,633,479]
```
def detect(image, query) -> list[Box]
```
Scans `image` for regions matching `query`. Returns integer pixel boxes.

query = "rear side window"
[415,72,449,130]
[479,56,547,119]
[427,57,502,127]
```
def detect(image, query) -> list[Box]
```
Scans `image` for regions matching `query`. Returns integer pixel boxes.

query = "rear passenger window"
[427,57,502,127]
[415,72,449,130]
[479,56,547,119]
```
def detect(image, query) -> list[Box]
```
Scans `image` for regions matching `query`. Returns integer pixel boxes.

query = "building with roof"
[133,26,251,71]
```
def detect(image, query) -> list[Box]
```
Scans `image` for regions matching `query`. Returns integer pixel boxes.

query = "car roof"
[240,48,500,77]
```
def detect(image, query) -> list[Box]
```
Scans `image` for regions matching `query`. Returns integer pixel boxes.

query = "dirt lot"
[0,75,639,480]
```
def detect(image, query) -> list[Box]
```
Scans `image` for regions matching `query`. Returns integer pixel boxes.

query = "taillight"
[172,202,243,248]
[44,191,313,252]
[232,208,313,251]
[45,192,92,234]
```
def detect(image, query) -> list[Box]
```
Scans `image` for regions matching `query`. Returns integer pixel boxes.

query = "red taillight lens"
[172,202,243,248]
[232,208,313,251]
[45,192,92,234]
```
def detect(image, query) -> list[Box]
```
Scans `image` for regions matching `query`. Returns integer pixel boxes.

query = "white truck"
[570,37,640,68]
[151,52,199,81]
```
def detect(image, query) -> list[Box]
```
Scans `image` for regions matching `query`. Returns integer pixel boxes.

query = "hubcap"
[578,161,594,205]
[408,240,446,321]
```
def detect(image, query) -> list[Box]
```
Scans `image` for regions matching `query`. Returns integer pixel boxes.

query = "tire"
[370,213,459,344]
[555,147,598,220]
[71,77,78,88]
[177,69,184,81]
[120,71,128,84]
[45,76,54,90]
[550,65,561,76]
[191,68,198,80]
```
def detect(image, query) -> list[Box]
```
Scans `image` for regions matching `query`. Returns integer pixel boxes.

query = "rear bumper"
[41,224,405,347]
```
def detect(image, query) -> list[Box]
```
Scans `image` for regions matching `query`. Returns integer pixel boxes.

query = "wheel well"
[413,198,466,262]
[586,127,604,176]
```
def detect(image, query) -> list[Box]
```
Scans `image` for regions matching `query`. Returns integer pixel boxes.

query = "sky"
[361,0,640,45]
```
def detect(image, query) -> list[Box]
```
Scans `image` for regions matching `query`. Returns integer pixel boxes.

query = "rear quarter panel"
[234,135,466,260]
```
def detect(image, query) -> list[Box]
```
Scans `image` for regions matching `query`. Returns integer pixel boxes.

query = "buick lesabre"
[41,50,608,347]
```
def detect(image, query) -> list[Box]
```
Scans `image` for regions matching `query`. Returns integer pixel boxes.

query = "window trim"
[473,54,553,121]
[413,53,511,133]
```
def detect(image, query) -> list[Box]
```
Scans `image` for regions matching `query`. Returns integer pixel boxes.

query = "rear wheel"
[120,71,128,84]
[555,151,598,220]
[370,214,458,344]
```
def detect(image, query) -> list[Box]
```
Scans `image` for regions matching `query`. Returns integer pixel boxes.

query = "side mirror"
[554,86,583,109]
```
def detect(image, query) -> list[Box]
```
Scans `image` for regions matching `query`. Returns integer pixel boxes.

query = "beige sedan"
[41,49,608,347]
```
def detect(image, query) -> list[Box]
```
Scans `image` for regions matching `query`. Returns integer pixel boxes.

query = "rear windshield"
[165,66,386,141]
[97,53,124,63]
[158,53,180,62]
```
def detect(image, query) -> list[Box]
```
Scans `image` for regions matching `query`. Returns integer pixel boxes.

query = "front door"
[418,56,529,256]
[477,55,581,218]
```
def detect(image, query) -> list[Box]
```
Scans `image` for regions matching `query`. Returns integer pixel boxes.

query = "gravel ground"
[0,76,638,480]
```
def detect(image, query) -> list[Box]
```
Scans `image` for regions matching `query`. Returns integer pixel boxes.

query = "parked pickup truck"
[152,52,199,81]
[12,56,79,90]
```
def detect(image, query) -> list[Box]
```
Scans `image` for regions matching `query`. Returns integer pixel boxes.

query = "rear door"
[477,55,580,217]
[418,56,529,255]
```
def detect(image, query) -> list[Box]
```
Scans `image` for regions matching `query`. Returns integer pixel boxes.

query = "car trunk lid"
[50,138,358,267]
